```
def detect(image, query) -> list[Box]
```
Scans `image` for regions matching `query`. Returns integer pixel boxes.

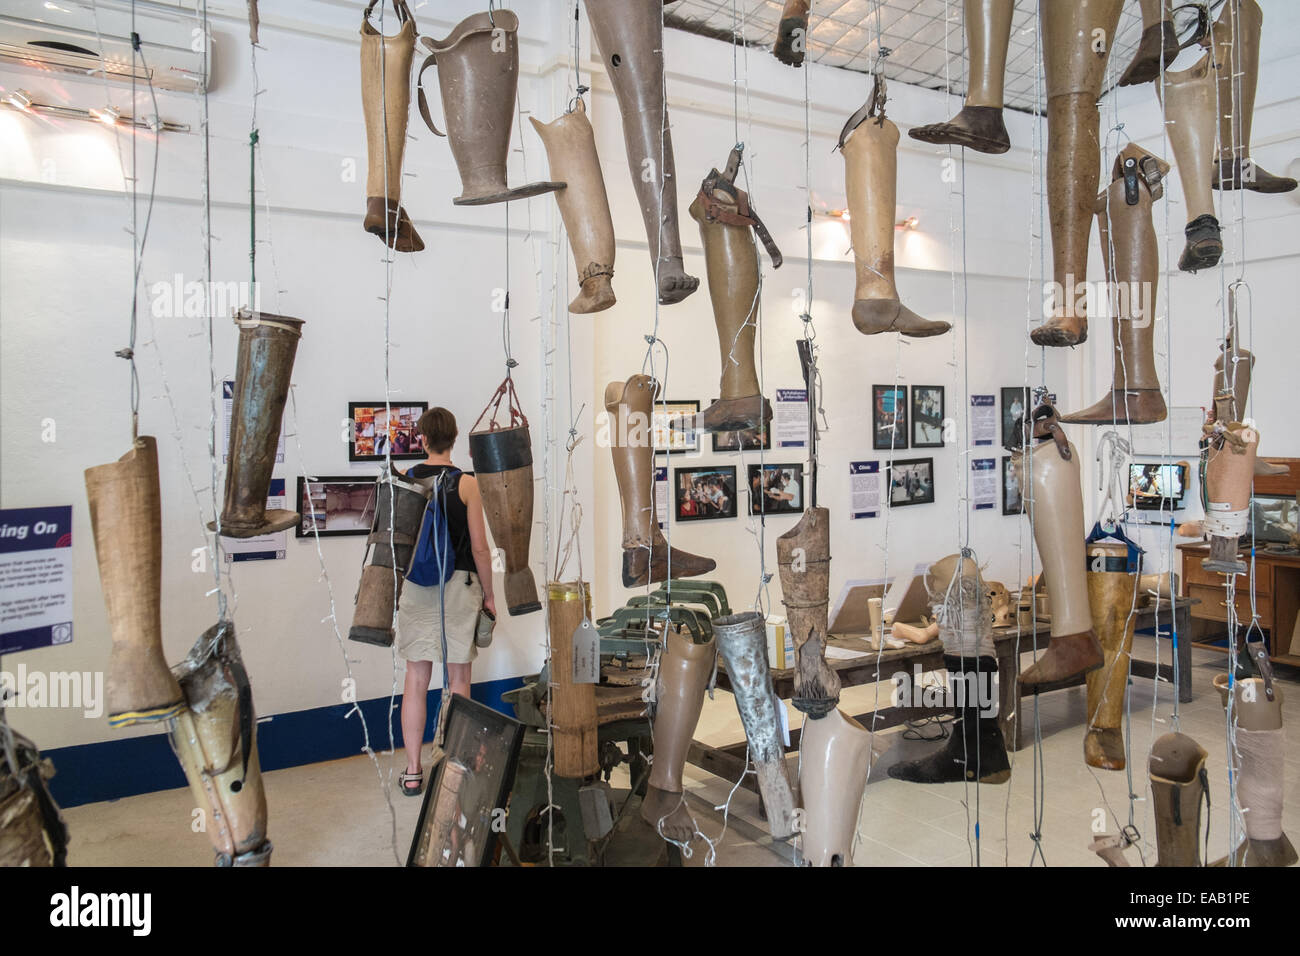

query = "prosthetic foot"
[1118,0,1179,87]
[683,145,782,434]
[908,0,1013,154]
[1149,731,1209,867]
[773,0,811,67]
[348,466,433,647]
[584,0,698,305]
[210,310,304,538]
[1158,53,1223,272]
[1203,422,1259,574]
[85,436,185,727]
[360,0,423,252]
[171,622,272,867]
[469,422,541,615]
[840,102,950,337]
[1084,542,1139,770]
[530,99,616,313]
[418,11,563,205]
[1062,145,1169,425]
[1013,404,1104,686]
[1033,0,1123,347]
[1209,0,1297,193]
[1211,675,1297,867]
[712,612,796,838]
[777,507,840,717]
[641,628,716,843]
[1211,312,1287,477]
[605,375,715,587]
[798,708,874,866]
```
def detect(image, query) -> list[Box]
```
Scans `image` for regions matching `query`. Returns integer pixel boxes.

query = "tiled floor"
[63,637,1298,867]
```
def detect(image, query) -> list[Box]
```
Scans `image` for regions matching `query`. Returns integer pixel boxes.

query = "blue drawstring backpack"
[405,467,461,587]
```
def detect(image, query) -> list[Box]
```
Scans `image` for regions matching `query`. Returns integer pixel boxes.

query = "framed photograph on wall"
[872,385,908,451]
[1002,456,1024,516]
[911,385,945,448]
[1000,387,1030,450]
[887,457,935,508]
[348,402,428,462]
[651,399,700,455]
[406,695,524,868]
[674,465,738,521]
[295,476,376,538]
[747,463,806,516]
[711,417,771,453]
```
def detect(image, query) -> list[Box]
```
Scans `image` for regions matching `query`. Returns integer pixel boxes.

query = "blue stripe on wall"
[41,676,524,808]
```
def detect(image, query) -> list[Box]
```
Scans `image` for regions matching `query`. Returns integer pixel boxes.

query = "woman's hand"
[482,593,497,618]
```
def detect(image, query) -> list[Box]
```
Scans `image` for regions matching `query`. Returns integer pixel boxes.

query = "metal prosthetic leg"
[85,436,185,727]
[909,0,1013,154]
[171,623,272,867]
[1032,0,1122,347]
[1149,731,1209,867]
[348,466,433,647]
[583,0,699,305]
[530,98,616,313]
[798,708,874,866]
[712,612,796,839]
[418,10,563,205]
[1061,145,1169,426]
[1158,52,1223,272]
[1084,542,1139,770]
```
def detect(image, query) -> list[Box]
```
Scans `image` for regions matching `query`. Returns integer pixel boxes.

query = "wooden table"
[687,600,1194,793]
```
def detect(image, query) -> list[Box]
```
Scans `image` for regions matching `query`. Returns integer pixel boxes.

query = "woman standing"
[398,407,497,796]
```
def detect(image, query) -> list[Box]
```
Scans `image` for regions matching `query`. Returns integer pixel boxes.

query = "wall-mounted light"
[3,89,33,112]
[897,216,919,230]
[1,92,188,133]
[814,207,852,222]
[90,105,120,126]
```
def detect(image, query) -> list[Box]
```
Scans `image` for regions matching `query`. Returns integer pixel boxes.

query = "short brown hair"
[418,407,457,454]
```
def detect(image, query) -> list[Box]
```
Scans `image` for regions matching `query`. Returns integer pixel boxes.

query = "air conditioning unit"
[0,0,213,94]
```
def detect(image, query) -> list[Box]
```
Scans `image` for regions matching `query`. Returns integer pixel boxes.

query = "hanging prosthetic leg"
[211,310,304,538]
[418,10,563,206]
[548,581,599,779]
[84,436,185,727]
[908,0,1013,154]
[360,0,423,252]
[1211,675,1297,867]
[1032,0,1123,347]
[1212,289,1288,477]
[1118,0,1179,87]
[1062,145,1169,425]
[584,0,698,305]
[798,708,874,866]
[840,85,951,338]
[1149,731,1210,867]
[641,628,715,843]
[1209,0,1297,193]
[1158,52,1223,273]
[348,467,433,646]
[0,726,69,867]
[773,0,811,67]
[1083,541,1139,770]
[605,375,715,588]
[1202,421,1259,574]
[888,554,1010,785]
[777,508,840,717]
[468,402,540,616]
[171,622,272,867]
[682,145,782,433]
[530,98,616,313]
[1012,402,1104,686]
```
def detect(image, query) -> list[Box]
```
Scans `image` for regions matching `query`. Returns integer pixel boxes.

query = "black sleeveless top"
[407,464,475,573]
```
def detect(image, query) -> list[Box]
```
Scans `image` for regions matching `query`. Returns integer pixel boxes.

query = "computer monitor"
[1129,462,1187,510]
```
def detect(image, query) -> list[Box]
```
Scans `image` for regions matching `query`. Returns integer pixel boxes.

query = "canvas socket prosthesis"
[777,507,841,716]
[1084,541,1139,770]
[584,0,698,305]
[348,466,433,647]
[530,98,616,314]
[908,0,1013,154]
[798,708,874,866]
[360,0,423,252]
[417,9,563,206]
[210,310,304,539]
[85,436,186,728]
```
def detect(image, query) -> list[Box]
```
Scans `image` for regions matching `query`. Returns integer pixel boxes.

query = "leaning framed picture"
[295,476,377,538]
[674,465,738,521]
[348,401,428,462]
[1001,456,1024,516]
[747,463,806,516]
[1001,387,1030,450]
[711,416,771,453]
[872,385,908,451]
[911,385,945,448]
[407,695,524,868]
[650,399,700,455]
[887,457,935,508]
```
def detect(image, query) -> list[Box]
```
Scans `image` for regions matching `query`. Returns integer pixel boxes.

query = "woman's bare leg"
[447,663,472,701]
[402,660,433,774]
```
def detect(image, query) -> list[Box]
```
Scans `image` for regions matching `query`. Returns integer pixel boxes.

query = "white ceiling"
[663,0,1149,113]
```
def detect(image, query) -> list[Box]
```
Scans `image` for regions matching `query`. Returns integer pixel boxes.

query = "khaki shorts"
[396,570,483,664]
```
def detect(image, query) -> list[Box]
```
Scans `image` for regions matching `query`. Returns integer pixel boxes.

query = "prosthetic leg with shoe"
[1061,144,1170,426]
[1032,0,1122,347]
[909,0,1013,154]
[583,0,698,305]
[1158,51,1223,272]
[1118,0,1180,87]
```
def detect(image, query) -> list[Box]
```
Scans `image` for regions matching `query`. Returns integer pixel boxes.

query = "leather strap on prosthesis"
[1022,399,1072,461]
[696,145,784,268]
[836,71,889,150]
